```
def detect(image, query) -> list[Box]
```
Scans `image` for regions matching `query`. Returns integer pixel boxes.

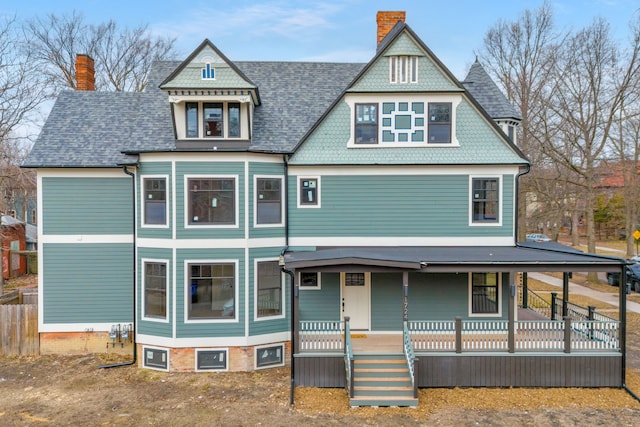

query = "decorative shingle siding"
[42,243,133,323]
[289,98,524,165]
[349,34,460,93]
[42,177,132,235]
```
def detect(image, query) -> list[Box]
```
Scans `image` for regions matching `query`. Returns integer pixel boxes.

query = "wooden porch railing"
[402,321,418,398]
[344,317,354,398]
[299,321,343,352]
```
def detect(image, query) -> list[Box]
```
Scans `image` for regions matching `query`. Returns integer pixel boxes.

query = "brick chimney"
[376,11,406,45]
[75,54,95,91]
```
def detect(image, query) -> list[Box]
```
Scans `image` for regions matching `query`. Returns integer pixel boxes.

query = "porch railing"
[344,317,354,398]
[518,285,553,318]
[402,321,418,398]
[406,318,619,353]
[299,320,343,352]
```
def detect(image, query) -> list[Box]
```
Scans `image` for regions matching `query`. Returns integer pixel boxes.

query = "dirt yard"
[0,352,640,426]
[3,265,640,426]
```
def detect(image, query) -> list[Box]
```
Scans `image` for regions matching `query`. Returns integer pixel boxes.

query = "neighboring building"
[1,215,28,279]
[24,11,625,406]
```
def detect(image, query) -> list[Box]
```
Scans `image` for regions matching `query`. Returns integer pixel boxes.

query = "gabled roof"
[462,60,522,121]
[159,39,261,104]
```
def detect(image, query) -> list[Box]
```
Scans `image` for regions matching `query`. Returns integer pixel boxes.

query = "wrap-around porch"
[284,245,627,405]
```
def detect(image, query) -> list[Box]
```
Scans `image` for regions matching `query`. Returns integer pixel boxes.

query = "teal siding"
[249,162,286,239]
[174,162,245,239]
[138,162,173,240]
[408,272,508,321]
[137,247,173,338]
[289,174,513,237]
[174,248,245,338]
[299,272,340,321]
[42,177,132,235]
[248,247,290,336]
[42,243,133,323]
[371,273,403,331]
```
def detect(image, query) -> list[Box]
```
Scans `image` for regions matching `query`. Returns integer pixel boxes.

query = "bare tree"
[24,11,177,92]
[544,17,640,280]
[477,1,566,242]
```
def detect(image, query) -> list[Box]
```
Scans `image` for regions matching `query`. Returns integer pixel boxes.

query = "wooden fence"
[0,304,38,356]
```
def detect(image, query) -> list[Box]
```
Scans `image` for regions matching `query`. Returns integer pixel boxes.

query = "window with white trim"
[188,262,235,320]
[470,272,500,315]
[428,102,451,143]
[390,56,418,83]
[298,177,320,208]
[355,103,378,144]
[143,177,167,226]
[256,260,283,318]
[299,272,321,290]
[255,177,283,225]
[187,177,236,226]
[143,261,168,320]
[471,177,499,224]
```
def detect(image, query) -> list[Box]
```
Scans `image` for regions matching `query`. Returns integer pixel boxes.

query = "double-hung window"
[143,261,167,320]
[143,177,167,226]
[471,177,499,224]
[188,262,235,320]
[255,177,282,225]
[428,102,451,143]
[187,177,236,226]
[184,102,242,139]
[256,260,282,318]
[355,103,378,144]
[470,272,500,315]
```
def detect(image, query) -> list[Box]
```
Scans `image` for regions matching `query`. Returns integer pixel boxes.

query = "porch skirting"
[294,353,622,388]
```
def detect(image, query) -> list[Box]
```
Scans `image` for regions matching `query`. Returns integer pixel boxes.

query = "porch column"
[562,273,569,318]
[402,272,409,322]
[522,272,528,309]
[508,272,515,353]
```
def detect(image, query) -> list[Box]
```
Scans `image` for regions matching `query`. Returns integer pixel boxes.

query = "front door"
[341,272,370,330]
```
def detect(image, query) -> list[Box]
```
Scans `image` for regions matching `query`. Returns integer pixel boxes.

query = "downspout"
[513,164,530,245]
[278,154,296,404]
[100,165,137,368]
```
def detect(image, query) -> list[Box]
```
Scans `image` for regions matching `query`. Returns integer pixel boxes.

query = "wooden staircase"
[349,354,418,407]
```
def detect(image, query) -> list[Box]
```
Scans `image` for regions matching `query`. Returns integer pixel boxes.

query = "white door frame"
[340,272,371,330]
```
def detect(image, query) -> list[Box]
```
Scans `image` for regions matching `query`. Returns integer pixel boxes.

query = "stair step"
[350,396,418,407]
[354,367,408,373]
[355,385,413,392]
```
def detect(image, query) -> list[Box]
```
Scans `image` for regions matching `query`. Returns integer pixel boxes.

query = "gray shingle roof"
[24,60,365,167]
[462,60,522,121]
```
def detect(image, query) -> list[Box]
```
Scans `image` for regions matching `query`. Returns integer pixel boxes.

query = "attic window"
[390,56,418,84]
[201,63,215,80]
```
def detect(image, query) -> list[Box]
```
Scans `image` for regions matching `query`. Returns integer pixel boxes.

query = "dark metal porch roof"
[283,244,626,273]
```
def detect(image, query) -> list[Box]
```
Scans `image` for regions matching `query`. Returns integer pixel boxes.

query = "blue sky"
[6,0,639,79]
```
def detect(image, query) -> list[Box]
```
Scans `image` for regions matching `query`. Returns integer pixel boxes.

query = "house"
[1,215,28,278]
[24,11,626,406]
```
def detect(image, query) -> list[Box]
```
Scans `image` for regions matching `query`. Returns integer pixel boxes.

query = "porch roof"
[283,244,626,273]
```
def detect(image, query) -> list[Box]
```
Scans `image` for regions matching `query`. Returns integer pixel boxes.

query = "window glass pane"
[188,178,235,225]
[390,57,397,83]
[410,56,418,82]
[228,103,240,138]
[345,273,365,286]
[472,178,499,223]
[300,272,319,287]
[472,273,499,313]
[145,262,167,318]
[428,103,451,143]
[300,178,318,206]
[188,263,235,319]
[400,56,407,83]
[256,178,282,224]
[257,261,282,317]
[203,103,223,137]
[186,102,198,137]
[144,178,167,225]
[355,104,378,144]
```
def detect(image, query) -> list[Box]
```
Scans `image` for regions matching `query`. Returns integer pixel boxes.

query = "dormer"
[160,40,260,149]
